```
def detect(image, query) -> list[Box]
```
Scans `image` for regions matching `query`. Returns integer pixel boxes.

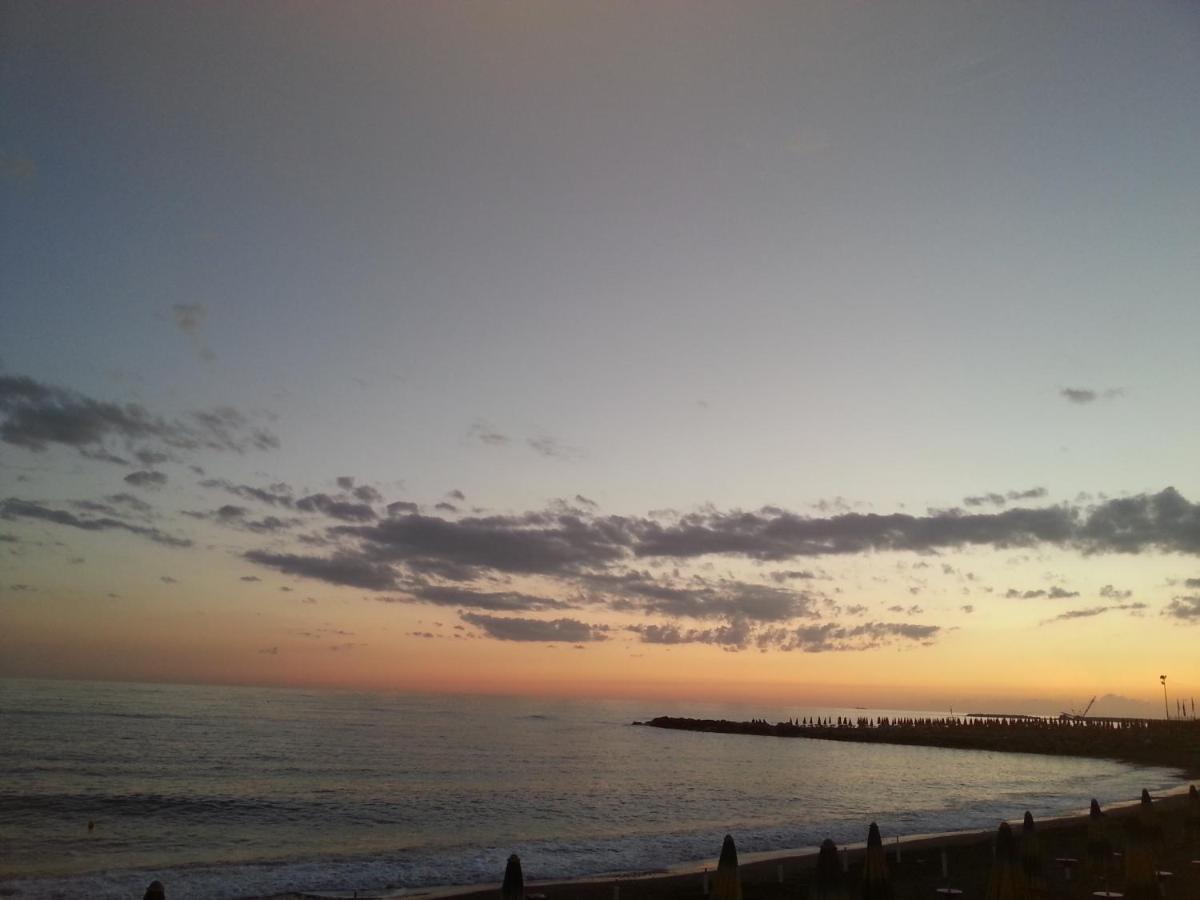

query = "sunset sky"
[2,1,1198,715]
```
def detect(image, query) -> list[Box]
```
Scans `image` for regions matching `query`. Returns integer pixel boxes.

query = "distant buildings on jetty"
[636,715,1200,774]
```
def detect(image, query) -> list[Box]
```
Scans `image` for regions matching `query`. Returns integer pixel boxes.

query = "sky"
[2,1,1199,715]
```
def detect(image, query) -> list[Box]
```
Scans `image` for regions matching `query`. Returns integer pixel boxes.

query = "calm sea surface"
[0,678,1184,899]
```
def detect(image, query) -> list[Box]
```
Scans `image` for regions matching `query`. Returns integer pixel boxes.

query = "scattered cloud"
[199,479,295,507]
[467,421,510,447]
[1163,595,1200,622]
[1043,602,1147,623]
[170,304,215,361]
[0,498,191,547]
[1098,584,1133,600]
[963,487,1047,507]
[1060,387,1124,404]
[295,493,376,522]
[384,585,574,612]
[461,613,609,642]
[631,620,939,652]
[1005,586,1079,599]
[0,374,277,460]
[124,470,167,489]
[527,436,584,461]
[244,550,399,590]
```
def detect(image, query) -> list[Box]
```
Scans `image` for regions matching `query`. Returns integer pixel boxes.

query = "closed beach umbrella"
[984,822,1029,900]
[502,854,524,900]
[813,838,848,900]
[1137,789,1164,855]
[860,823,892,900]
[1022,816,1041,883]
[1086,799,1110,875]
[712,834,742,900]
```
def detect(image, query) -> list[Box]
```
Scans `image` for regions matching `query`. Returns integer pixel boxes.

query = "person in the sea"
[143,880,165,900]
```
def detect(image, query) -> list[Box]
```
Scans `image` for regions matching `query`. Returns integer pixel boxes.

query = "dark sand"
[272,786,1200,900]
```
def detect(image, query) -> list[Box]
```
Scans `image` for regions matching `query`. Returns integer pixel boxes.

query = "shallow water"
[0,678,1183,899]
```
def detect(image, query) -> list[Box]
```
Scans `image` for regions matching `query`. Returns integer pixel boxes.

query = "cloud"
[1043,602,1147,623]
[185,505,300,534]
[160,575,178,584]
[332,511,629,577]
[1060,387,1124,404]
[123,470,167,489]
[352,485,383,504]
[200,479,295,508]
[1004,587,1079,599]
[336,476,355,490]
[467,421,511,447]
[243,550,399,590]
[1185,578,1200,589]
[963,487,1047,507]
[461,612,608,642]
[0,374,277,459]
[630,619,940,652]
[383,585,574,612]
[527,436,584,461]
[0,498,191,547]
[295,493,377,522]
[591,572,818,622]
[769,569,817,582]
[961,604,975,613]
[171,304,215,361]
[963,493,1007,508]
[240,575,261,582]
[1098,584,1133,600]
[1163,595,1200,622]
[624,489,1200,561]
[447,490,466,501]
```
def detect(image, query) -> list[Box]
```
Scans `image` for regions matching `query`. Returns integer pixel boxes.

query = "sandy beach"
[272,785,1200,900]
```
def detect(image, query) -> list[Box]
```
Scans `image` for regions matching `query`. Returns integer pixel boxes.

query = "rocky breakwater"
[635,714,1200,774]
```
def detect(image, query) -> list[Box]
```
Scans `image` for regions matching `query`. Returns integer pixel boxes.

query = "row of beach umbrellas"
[498,785,1199,900]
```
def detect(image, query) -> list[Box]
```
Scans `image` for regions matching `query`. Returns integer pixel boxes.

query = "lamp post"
[1160,675,1168,720]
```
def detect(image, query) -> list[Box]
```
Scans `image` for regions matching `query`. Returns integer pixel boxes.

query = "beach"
[271,787,1200,900]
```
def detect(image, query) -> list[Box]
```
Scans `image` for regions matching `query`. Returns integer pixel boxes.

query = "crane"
[1059,695,1096,721]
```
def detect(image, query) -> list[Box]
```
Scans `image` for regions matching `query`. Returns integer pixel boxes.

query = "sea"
[0,678,1186,900]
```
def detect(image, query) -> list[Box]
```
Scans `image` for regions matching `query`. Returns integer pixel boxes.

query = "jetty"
[636,714,1200,774]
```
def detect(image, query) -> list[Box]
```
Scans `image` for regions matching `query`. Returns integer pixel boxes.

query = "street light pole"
[1160,675,1168,720]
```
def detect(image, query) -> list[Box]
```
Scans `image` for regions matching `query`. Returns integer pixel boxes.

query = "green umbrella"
[860,823,892,900]
[984,822,1029,900]
[713,834,742,900]
[502,854,524,900]
[813,838,848,900]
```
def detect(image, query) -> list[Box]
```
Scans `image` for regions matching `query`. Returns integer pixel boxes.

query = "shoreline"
[274,781,1199,900]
